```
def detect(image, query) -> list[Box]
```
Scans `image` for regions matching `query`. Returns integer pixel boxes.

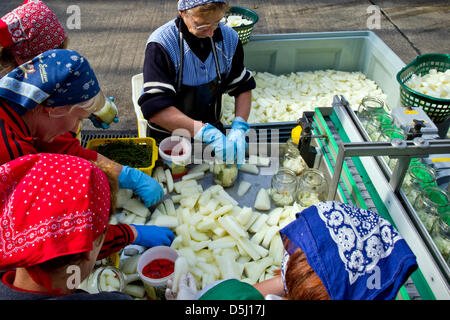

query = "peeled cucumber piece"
[254,188,271,211]
[237,181,251,197]
[172,257,189,293]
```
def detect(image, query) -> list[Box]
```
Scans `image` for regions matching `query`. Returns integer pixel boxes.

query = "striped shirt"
[0,100,135,259]
[138,17,255,120]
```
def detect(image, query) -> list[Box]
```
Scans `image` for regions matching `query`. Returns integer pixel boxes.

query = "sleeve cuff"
[140,94,176,120]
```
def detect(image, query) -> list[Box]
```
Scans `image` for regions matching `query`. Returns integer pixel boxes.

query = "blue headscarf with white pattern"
[0,49,100,114]
[178,0,226,11]
[280,201,418,300]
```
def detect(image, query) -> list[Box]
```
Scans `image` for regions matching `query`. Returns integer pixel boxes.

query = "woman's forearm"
[93,152,123,181]
[149,106,204,137]
[234,90,252,121]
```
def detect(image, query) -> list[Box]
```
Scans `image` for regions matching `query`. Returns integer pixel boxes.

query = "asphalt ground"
[1,0,449,132]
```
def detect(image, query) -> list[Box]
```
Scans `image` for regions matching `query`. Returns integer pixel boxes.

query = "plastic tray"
[86,137,158,176]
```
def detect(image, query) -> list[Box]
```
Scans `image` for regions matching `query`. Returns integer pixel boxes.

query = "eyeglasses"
[186,13,223,31]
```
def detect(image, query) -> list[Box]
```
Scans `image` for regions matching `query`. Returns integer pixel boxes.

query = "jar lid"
[291,126,302,145]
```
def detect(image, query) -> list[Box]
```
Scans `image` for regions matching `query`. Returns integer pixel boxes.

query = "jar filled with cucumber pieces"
[213,162,239,187]
[270,167,297,206]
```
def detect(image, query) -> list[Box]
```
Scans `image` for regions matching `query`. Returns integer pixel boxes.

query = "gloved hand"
[165,272,198,300]
[194,123,233,163]
[88,97,119,129]
[118,166,163,207]
[226,116,250,168]
[131,224,174,247]
[89,114,119,129]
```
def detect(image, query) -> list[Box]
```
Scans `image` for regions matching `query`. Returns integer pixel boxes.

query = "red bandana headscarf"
[0,154,110,278]
[0,0,66,64]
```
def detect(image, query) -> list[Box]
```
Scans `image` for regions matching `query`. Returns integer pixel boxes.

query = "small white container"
[158,136,191,176]
[137,246,178,300]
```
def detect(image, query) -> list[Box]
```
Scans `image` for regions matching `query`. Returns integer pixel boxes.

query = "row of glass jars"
[413,185,450,265]
[357,96,406,143]
[270,167,328,208]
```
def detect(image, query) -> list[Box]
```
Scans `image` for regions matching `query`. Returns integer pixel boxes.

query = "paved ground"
[1,0,449,132]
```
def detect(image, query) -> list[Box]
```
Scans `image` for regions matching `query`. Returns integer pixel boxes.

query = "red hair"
[283,239,330,300]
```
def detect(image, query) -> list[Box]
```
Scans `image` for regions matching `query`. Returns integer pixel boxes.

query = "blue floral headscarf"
[0,49,100,114]
[280,201,418,300]
[178,0,226,11]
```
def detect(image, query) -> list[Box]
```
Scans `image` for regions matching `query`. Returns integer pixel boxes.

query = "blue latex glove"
[88,97,119,129]
[89,114,119,129]
[118,166,163,207]
[194,123,233,163]
[131,224,174,247]
[226,116,250,168]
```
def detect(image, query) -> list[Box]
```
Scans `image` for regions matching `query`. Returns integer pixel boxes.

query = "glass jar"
[376,126,407,168]
[296,168,328,207]
[270,167,297,207]
[280,138,300,162]
[414,186,449,234]
[280,139,307,175]
[402,164,437,203]
[358,96,387,127]
[213,162,238,187]
[364,113,394,141]
[79,266,125,293]
[431,218,450,266]
[97,266,125,292]
[440,205,450,226]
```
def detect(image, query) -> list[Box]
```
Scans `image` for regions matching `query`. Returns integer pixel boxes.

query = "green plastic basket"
[396,53,450,123]
[225,6,258,45]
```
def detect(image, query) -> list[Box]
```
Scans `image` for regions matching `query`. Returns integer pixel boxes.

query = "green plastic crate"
[397,53,450,123]
[225,6,258,45]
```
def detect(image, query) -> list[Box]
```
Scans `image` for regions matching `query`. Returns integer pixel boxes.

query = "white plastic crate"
[131,73,148,137]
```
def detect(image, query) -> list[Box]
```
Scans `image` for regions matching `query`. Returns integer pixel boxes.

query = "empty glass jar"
[431,218,450,266]
[402,163,437,203]
[358,96,387,128]
[414,186,449,233]
[377,126,407,169]
[271,167,297,207]
[364,113,394,141]
[296,168,328,207]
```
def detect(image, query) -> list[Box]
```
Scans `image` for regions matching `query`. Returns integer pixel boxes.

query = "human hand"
[226,116,249,168]
[165,272,198,300]
[88,97,119,129]
[131,224,174,247]
[194,123,233,163]
[88,114,119,129]
[118,166,163,207]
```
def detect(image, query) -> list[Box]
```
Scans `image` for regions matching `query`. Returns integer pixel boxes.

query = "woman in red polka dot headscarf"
[0,0,68,77]
[0,153,133,299]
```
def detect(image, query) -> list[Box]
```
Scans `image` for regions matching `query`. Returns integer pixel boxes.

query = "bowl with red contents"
[158,136,191,178]
[137,246,178,299]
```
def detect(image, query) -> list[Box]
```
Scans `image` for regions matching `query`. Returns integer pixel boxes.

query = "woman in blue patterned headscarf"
[0,49,174,262]
[255,201,418,300]
[165,201,418,300]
